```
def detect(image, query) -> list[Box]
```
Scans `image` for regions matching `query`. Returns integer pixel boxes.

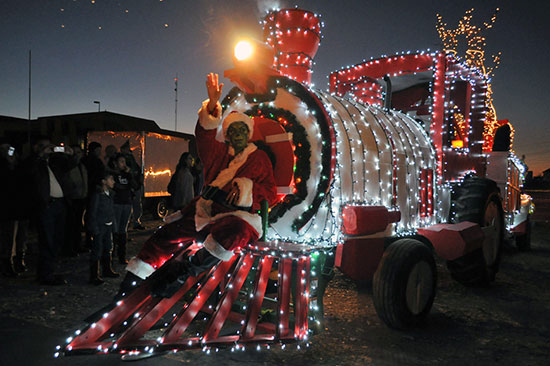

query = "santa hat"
[222,111,254,140]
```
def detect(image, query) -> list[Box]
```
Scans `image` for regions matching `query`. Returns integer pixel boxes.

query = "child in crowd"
[87,172,119,285]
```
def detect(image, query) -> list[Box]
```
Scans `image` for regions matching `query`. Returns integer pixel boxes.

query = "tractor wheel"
[373,239,437,329]
[515,217,532,251]
[447,175,504,286]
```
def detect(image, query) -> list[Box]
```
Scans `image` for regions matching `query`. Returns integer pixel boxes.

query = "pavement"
[0,316,186,366]
[1,208,549,366]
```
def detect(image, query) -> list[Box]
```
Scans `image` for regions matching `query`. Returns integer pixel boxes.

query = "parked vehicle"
[88,130,193,218]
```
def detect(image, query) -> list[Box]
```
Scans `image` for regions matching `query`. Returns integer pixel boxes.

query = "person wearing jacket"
[87,172,119,285]
[0,142,19,277]
[112,153,138,264]
[168,152,195,211]
[83,142,105,192]
[119,73,277,296]
[62,145,88,256]
[83,141,106,250]
[120,140,145,230]
[28,140,77,285]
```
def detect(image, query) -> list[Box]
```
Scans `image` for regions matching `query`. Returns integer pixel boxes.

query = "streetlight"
[93,100,100,112]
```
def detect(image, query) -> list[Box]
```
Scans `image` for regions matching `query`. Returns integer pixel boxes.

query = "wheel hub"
[405,261,434,315]
[482,200,501,266]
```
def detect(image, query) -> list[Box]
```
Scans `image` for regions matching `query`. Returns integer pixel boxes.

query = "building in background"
[0,112,196,218]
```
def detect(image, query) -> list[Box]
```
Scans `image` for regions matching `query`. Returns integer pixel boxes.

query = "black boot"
[101,255,120,278]
[89,260,104,285]
[188,248,220,277]
[151,258,191,298]
[117,233,128,265]
[151,249,220,298]
[1,258,18,278]
[13,254,27,273]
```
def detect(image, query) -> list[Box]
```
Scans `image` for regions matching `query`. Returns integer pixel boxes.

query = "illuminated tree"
[436,8,513,152]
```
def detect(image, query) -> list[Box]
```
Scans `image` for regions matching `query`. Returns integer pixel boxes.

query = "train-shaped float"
[59,7,532,359]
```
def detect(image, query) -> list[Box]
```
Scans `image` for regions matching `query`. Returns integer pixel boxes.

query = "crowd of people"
[0,135,207,287]
[0,137,149,286]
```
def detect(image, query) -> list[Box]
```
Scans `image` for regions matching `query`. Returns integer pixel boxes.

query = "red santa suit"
[126,100,277,279]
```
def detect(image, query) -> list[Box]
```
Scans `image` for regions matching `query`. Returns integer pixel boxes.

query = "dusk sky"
[1,0,549,173]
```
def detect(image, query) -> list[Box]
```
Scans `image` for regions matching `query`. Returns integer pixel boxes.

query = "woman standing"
[112,153,138,265]
[167,152,195,211]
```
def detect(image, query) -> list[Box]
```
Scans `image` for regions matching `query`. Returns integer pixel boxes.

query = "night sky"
[1,0,549,173]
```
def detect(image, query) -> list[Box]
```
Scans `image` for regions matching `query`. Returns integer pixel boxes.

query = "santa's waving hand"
[206,72,224,114]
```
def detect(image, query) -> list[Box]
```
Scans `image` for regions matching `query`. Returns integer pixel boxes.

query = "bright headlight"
[235,40,253,61]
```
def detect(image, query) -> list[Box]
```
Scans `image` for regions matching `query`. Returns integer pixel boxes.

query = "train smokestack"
[262,8,321,85]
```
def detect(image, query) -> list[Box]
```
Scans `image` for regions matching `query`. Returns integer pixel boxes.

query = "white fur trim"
[197,99,222,130]
[203,234,234,261]
[222,111,254,140]
[126,257,156,280]
[211,211,262,236]
[210,143,257,189]
[222,210,262,236]
[232,177,253,208]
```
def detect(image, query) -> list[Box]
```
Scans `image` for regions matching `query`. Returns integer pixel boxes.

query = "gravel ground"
[1,199,549,366]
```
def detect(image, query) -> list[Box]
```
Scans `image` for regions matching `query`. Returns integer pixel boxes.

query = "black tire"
[515,217,532,251]
[447,175,504,286]
[373,239,437,329]
[155,198,168,219]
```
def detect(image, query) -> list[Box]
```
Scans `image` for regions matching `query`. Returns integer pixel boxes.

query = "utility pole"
[28,50,31,120]
[27,50,31,149]
[174,73,178,131]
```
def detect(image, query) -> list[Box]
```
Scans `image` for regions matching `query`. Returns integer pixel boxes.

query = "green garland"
[222,76,333,233]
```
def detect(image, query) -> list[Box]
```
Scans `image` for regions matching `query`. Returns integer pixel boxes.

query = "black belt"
[201,185,250,212]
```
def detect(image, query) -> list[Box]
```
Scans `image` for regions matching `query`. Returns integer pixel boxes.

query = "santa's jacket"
[194,100,277,252]
[126,100,278,279]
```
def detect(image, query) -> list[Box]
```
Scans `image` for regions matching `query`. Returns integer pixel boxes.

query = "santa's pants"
[129,201,258,279]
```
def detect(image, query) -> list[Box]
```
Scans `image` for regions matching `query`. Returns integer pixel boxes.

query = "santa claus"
[119,73,277,295]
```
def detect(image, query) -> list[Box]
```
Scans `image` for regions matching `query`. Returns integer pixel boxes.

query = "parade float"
[58,7,532,359]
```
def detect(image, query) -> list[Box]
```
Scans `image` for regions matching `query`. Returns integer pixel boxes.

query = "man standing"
[120,140,145,230]
[0,142,19,277]
[62,145,88,256]
[29,140,77,285]
[83,141,105,249]
[83,142,105,191]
